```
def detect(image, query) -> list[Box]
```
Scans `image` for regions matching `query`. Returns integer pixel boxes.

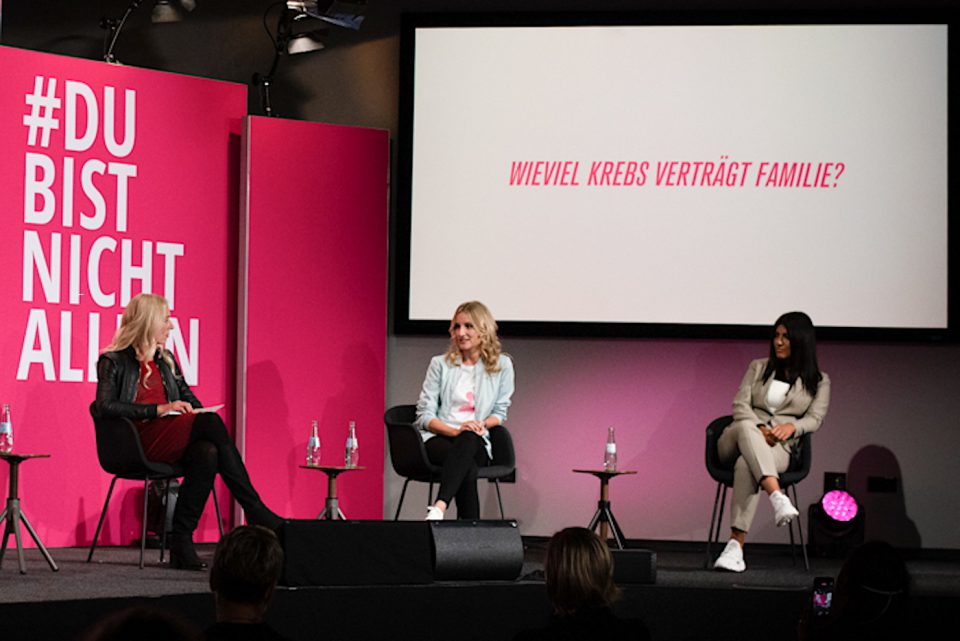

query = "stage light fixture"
[101,0,198,63]
[151,1,197,24]
[821,489,859,522]
[287,31,327,55]
[253,1,365,116]
[151,1,179,23]
[286,1,365,30]
[808,472,865,557]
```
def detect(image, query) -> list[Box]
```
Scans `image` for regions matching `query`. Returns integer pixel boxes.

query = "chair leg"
[790,484,810,571]
[160,481,171,564]
[705,482,726,568]
[212,484,224,537]
[394,479,412,521]
[494,479,505,519]
[788,504,798,565]
[87,476,119,563]
[139,479,150,569]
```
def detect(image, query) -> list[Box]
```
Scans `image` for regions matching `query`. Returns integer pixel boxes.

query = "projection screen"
[396,13,954,339]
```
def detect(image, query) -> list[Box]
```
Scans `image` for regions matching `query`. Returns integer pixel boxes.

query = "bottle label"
[308,437,320,448]
[605,443,616,454]
[0,422,11,434]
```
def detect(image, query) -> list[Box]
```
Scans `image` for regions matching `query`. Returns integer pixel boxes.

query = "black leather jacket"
[95,346,201,420]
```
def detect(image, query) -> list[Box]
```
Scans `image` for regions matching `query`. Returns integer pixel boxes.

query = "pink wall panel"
[239,116,388,521]
[0,46,246,546]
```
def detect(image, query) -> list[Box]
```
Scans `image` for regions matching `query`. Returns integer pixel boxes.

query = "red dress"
[135,361,196,463]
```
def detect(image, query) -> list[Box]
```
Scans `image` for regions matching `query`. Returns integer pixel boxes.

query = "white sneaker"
[425,506,444,521]
[770,490,799,527]
[713,539,746,572]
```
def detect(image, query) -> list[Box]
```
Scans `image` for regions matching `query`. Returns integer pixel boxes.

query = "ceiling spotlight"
[151,0,196,24]
[101,0,199,63]
[287,31,327,55]
[286,1,365,30]
[151,1,181,23]
[254,1,365,116]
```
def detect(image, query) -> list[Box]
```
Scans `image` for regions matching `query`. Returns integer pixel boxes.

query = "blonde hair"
[545,527,620,616]
[444,301,502,373]
[104,293,176,385]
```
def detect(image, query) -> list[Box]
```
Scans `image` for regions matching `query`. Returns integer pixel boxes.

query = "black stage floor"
[1,540,957,641]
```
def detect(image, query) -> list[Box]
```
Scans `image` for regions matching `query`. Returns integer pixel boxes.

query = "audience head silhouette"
[545,527,620,616]
[210,525,284,616]
[81,606,201,641]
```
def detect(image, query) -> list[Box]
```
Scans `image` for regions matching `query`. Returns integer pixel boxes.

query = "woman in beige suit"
[713,311,830,572]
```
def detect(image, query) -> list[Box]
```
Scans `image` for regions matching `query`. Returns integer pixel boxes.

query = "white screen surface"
[407,23,948,329]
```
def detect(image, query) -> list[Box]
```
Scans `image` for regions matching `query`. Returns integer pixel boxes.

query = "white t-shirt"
[766,379,791,414]
[440,364,476,428]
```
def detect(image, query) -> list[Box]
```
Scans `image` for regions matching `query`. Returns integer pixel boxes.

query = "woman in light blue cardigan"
[416,301,515,520]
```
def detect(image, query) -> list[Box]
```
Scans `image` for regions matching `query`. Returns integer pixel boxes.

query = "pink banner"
[0,46,246,546]
[239,116,389,521]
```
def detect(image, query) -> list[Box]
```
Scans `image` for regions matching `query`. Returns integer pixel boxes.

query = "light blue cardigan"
[415,353,515,458]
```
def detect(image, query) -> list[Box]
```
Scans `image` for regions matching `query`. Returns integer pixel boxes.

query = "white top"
[440,364,476,427]
[765,379,791,414]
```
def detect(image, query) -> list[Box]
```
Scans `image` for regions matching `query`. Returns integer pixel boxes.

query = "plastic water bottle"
[603,426,617,471]
[0,404,13,453]
[306,420,321,466]
[344,420,359,467]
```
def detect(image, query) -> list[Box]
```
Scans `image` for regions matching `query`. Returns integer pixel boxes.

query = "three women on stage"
[96,294,824,574]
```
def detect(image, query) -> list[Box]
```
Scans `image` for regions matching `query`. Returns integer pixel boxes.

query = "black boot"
[187,414,283,528]
[168,532,206,570]
[169,441,217,570]
[217,441,283,528]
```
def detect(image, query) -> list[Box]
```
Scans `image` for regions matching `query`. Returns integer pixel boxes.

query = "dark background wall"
[3,0,957,547]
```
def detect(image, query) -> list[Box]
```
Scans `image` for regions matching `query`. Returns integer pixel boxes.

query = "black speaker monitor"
[430,520,523,581]
[279,520,434,586]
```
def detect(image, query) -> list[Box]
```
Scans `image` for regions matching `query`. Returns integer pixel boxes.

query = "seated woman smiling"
[416,301,514,520]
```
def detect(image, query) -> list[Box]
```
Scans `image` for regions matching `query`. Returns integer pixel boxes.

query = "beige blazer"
[732,358,831,452]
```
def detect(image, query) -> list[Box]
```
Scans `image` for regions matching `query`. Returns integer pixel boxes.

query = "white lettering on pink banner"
[17,76,199,384]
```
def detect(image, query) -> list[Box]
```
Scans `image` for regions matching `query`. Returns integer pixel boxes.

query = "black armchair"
[384,404,515,520]
[87,402,222,568]
[704,415,812,570]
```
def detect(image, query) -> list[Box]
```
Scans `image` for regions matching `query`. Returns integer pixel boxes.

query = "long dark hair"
[762,311,822,395]
[545,527,620,616]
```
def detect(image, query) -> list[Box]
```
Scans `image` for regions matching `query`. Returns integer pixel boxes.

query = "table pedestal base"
[0,455,59,574]
[300,465,364,521]
[587,499,627,550]
[573,468,636,551]
[318,471,347,520]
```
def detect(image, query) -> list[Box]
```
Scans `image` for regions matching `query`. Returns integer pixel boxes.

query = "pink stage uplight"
[821,490,859,522]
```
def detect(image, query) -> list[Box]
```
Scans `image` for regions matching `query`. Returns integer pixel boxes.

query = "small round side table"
[573,468,637,550]
[0,452,59,574]
[300,464,366,520]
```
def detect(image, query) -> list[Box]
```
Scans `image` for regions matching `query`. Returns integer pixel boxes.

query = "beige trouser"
[717,420,792,533]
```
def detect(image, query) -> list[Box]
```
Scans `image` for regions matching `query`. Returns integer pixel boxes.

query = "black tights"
[172,413,279,536]
[425,429,494,520]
